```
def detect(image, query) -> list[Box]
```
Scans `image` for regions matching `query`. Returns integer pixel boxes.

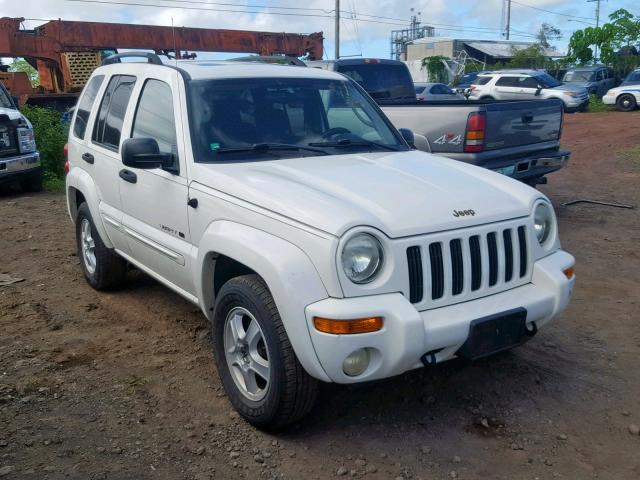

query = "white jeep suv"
[469,70,589,112]
[66,53,575,429]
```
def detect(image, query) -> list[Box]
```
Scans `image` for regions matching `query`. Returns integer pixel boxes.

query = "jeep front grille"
[406,224,530,307]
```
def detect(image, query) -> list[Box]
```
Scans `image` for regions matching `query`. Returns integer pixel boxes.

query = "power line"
[510,0,597,23]
[149,0,333,13]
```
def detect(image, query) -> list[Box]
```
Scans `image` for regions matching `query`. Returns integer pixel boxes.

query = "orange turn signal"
[313,316,383,335]
[563,266,575,279]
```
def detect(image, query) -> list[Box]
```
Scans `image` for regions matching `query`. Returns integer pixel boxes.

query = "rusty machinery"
[0,17,323,107]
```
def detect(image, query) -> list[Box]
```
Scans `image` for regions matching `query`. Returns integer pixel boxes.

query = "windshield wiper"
[216,143,329,156]
[309,138,401,151]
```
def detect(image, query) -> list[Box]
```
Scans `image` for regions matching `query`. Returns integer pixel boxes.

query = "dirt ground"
[1,111,639,480]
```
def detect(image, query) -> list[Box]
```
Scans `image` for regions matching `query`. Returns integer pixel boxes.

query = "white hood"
[0,107,24,122]
[192,150,540,238]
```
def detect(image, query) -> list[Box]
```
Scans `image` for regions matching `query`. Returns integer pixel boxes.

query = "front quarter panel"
[194,219,333,382]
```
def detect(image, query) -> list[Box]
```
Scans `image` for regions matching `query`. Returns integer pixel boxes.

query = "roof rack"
[102,52,164,66]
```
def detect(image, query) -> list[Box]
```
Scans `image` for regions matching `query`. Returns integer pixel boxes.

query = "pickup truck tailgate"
[484,99,563,150]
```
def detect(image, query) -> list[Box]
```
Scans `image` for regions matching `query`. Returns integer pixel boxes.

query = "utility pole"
[505,0,511,40]
[334,0,340,59]
[587,0,603,61]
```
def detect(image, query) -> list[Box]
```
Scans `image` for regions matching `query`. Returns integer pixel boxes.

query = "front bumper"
[602,94,616,105]
[0,152,41,183]
[305,249,575,383]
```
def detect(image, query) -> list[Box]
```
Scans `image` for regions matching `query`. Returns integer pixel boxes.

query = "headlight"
[341,233,384,284]
[562,91,578,98]
[18,128,36,153]
[605,89,615,96]
[533,202,554,246]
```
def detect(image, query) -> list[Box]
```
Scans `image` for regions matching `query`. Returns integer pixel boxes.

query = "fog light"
[342,348,370,377]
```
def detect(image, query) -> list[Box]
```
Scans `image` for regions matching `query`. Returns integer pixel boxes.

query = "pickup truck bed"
[381,98,569,184]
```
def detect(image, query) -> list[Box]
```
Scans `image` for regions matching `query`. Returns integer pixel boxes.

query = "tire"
[212,274,318,430]
[19,169,43,192]
[616,94,637,112]
[479,96,494,101]
[75,202,127,290]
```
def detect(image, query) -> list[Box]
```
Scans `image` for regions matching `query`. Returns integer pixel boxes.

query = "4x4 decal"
[434,133,463,145]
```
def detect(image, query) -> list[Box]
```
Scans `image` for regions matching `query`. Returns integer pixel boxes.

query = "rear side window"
[93,75,136,151]
[496,76,518,87]
[131,79,178,166]
[475,76,492,86]
[519,76,539,89]
[73,75,104,139]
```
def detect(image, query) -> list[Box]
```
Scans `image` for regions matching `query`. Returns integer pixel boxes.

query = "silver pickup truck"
[0,83,41,192]
[308,59,569,186]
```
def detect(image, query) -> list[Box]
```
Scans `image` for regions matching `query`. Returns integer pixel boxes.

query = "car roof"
[93,59,345,82]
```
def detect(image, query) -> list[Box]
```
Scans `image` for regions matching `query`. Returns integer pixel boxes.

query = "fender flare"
[196,220,332,382]
[65,167,114,249]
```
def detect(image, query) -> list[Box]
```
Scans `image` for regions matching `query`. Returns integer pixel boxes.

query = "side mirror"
[535,86,543,96]
[398,128,415,148]
[11,95,19,108]
[122,137,173,170]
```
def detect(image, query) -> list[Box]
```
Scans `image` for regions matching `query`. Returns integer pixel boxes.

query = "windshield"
[624,71,640,83]
[534,73,562,88]
[457,72,478,85]
[188,77,407,161]
[0,85,14,109]
[563,70,594,83]
[335,63,416,102]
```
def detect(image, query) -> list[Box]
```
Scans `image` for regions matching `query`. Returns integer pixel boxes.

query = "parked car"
[65,52,575,429]
[468,70,589,112]
[309,59,570,186]
[0,82,41,192]
[452,70,490,92]
[620,68,640,86]
[416,83,466,101]
[602,83,640,112]
[562,66,616,97]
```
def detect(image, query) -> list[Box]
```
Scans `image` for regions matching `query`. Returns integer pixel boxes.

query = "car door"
[595,69,606,96]
[515,76,540,100]
[493,76,520,100]
[118,72,194,297]
[86,74,136,254]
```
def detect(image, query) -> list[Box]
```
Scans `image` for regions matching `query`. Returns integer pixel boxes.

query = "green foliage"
[43,172,66,192]
[9,59,40,88]
[587,94,612,113]
[20,105,67,179]
[421,55,449,83]
[567,8,640,74]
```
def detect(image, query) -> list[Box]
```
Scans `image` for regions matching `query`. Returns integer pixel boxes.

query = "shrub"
[20,105,67,178]
[587,95,612,113]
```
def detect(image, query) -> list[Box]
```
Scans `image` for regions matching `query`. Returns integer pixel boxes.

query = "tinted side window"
[73,75,104,139]
[496,77,518,87]
[475,76,492,86]
[93,75,136,150]
[132,79,178,166]
[520,76,539,89]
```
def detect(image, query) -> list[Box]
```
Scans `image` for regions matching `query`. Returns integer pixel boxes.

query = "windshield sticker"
[210,142,221,151]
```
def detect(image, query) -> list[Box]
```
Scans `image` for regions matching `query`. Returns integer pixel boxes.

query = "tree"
[567,8,640,65]
[9,59,40,87]
[537,23,562,49]
[421,55,449,83]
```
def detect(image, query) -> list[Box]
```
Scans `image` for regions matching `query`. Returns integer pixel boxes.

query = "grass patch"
[43,172,66,192]
[587,95,613,113]
[618,146,640,173]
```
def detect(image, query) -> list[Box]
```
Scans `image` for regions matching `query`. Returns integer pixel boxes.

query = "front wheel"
[75,203,127,290]
[616,94,637,112]
[20,169,43,192]
[212,274,318,430]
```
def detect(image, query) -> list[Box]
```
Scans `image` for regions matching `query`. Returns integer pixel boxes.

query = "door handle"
[119,169,137,184]
[82,152,95,164]
[522,113,534,123]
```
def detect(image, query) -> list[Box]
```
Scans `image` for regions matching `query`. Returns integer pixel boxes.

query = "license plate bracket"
[456,308,534,360]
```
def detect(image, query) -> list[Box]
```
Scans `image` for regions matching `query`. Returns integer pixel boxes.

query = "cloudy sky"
[1,0,637,59]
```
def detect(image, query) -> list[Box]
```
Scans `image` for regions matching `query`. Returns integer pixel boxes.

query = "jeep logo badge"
[453,209,476,218]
